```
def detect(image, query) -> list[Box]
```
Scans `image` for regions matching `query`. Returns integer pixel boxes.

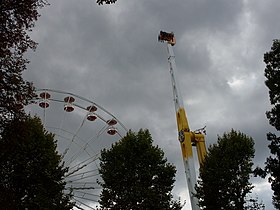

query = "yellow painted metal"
[176,107,193,159]
[191,133,207,165]
[176,107,190,132]
[176,108,207,164]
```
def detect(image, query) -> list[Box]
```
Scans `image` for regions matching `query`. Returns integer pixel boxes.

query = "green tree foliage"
[265,39,280,130]
[98,129,182,210]
[263,39,280,209]
[0,116,74,209]
[0,0,48,129]
[195,130,264,210]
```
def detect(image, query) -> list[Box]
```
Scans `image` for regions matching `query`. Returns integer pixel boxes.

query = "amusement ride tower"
[158,31,207,210]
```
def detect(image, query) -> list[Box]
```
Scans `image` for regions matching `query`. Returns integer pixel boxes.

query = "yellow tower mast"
[158,31,207,210]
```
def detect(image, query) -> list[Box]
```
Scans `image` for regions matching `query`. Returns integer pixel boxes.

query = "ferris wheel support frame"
[26,88,128,209]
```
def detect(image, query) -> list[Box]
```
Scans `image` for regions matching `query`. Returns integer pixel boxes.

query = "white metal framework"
[25,89,127,210]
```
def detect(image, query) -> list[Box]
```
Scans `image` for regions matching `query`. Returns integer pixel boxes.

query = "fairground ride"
[158,31,207,210]
[25,89,128,210]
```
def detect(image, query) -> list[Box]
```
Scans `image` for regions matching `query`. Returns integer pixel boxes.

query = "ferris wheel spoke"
[75,191,100,198]
[44,126,98,168]
[45,126,93,166]
[43,103,46,126]
[67,154,99,171]
[64,135,100,167]
[66,173,100,183]
[58,113,70,158]
[47,126,85,146]
[66,182,101,190]
[73,204,84,210]
[66,155,100,178]
[66,168,99,179]
[73,198,97,210]
[68,186,97,190]
[73,195,99,203]
[66,185,98,191]
[65,169,100,182]
[61,116,88,160]
[64,143,92,167]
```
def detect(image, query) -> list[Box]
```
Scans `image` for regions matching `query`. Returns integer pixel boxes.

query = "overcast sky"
[24,0,280,209]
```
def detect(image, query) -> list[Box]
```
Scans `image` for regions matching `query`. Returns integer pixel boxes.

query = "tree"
[261,39,280,209]
[98,129,182,210]
[0,116,74,209]
[0,0,48,130]
[195,130,264,210]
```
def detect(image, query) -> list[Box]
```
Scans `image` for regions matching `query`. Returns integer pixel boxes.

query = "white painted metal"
[166,43,200,210]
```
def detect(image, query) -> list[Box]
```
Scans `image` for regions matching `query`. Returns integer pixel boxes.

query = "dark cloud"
[23,0,280,209]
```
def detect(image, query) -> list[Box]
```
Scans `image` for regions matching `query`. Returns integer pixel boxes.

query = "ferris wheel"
[25,89,128,210]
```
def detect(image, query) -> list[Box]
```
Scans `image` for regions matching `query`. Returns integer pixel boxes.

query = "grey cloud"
[23,0,280,209]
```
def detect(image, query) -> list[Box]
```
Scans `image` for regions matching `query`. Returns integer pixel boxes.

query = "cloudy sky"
[24,0,280,209]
